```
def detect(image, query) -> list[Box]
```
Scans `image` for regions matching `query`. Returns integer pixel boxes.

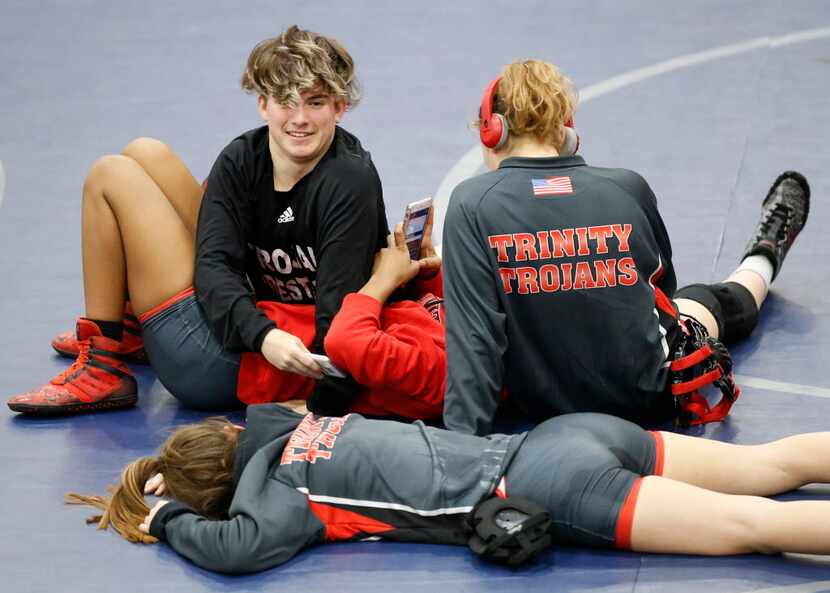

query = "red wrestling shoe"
[51,302,149,364]
[9,319,138,414]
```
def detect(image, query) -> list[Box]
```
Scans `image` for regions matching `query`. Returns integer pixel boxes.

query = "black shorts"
[503,413,664,549]
[139,287,242,411]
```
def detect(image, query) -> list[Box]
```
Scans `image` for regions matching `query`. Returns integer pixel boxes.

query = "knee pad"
[710,282,758,343]
[675,282,758,344]
[674,284,725,338]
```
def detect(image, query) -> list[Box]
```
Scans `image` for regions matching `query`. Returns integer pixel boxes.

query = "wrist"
[259,327,279,352]
[358,277,396,304]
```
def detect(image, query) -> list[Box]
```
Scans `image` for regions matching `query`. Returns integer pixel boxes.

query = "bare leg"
[632,475,830,555]
[672,172,809,343]
[674,267,768,341]
[120,138,204,238]
[659,430,830,495]
[81,154,197,319]
[725,269,768,309]
[674,298,720,338]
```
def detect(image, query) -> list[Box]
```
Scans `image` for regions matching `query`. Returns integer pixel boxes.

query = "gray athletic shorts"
[504,413,664,549]
[139,288,242,411]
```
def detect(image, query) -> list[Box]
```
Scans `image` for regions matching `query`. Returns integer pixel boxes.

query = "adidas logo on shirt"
[278,207,295,224]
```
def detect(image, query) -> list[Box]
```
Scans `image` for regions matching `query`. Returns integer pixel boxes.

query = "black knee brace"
[674,282,758,344]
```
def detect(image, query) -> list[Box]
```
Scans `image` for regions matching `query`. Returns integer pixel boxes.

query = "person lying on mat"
[68,402,830,574]
[8,25,392,415]
[441,58,811,434]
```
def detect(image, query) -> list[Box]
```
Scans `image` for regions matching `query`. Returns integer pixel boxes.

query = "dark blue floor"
[2,2,830,592]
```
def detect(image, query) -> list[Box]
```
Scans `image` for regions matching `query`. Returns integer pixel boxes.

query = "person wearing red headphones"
[441,59,810,435]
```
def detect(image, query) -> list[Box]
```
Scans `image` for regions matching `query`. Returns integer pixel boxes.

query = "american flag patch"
[531,176,573,196]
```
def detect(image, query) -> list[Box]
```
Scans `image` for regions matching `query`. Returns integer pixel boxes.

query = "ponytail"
[65,456,161,544]
[66,417,238,545]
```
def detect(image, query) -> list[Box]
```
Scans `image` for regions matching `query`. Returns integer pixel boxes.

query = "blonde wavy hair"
[240,25,361,107]
[65,418,238,544]
[481,59,578,150]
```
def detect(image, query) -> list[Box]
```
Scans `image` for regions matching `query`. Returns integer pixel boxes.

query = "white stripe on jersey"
[653,310,671,368]
[295,487,474,516]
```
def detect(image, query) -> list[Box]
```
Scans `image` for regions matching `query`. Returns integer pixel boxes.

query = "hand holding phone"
[402,197,433,260]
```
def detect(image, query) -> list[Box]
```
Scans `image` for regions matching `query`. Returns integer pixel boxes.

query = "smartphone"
[309,353,347,378]
[402,197,433,260]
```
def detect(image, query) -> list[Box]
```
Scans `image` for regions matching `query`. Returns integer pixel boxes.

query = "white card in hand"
[309,354,347,378]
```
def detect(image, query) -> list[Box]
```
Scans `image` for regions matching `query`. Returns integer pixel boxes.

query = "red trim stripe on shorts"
[138,287,195,325]
[614,431,666,549]
[649,430,666,476]
[614,478,643,549]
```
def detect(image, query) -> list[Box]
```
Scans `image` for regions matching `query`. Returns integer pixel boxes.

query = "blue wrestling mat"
[2,2,830,591]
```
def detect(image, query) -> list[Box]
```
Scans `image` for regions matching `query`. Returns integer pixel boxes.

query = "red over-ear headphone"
[479,77,509,149]
[479,76,580,155]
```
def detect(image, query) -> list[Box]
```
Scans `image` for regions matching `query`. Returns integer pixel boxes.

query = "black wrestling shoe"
[742,171,810,280]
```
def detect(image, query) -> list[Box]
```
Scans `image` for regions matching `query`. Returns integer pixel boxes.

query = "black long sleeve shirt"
[194,125,388,354]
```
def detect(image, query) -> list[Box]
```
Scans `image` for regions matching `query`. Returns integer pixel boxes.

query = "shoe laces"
[756,195,791,245]
[52,340,92,385]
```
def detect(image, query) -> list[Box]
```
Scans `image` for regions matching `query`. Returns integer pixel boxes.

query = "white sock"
[736,255,774,288]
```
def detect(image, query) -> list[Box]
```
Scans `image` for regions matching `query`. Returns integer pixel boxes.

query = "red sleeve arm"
[324,293,445,406]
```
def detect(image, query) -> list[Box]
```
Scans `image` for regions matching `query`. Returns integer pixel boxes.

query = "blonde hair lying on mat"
[65,417,238,544]
[240,25,361,108]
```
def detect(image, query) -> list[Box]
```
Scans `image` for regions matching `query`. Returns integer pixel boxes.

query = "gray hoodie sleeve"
[150,467,323,574]
[441,188,508,436]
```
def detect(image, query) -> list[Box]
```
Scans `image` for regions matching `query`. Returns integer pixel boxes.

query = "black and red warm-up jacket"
[149,404,523,574]
[442,156,682,434]
[236,272,445,421]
